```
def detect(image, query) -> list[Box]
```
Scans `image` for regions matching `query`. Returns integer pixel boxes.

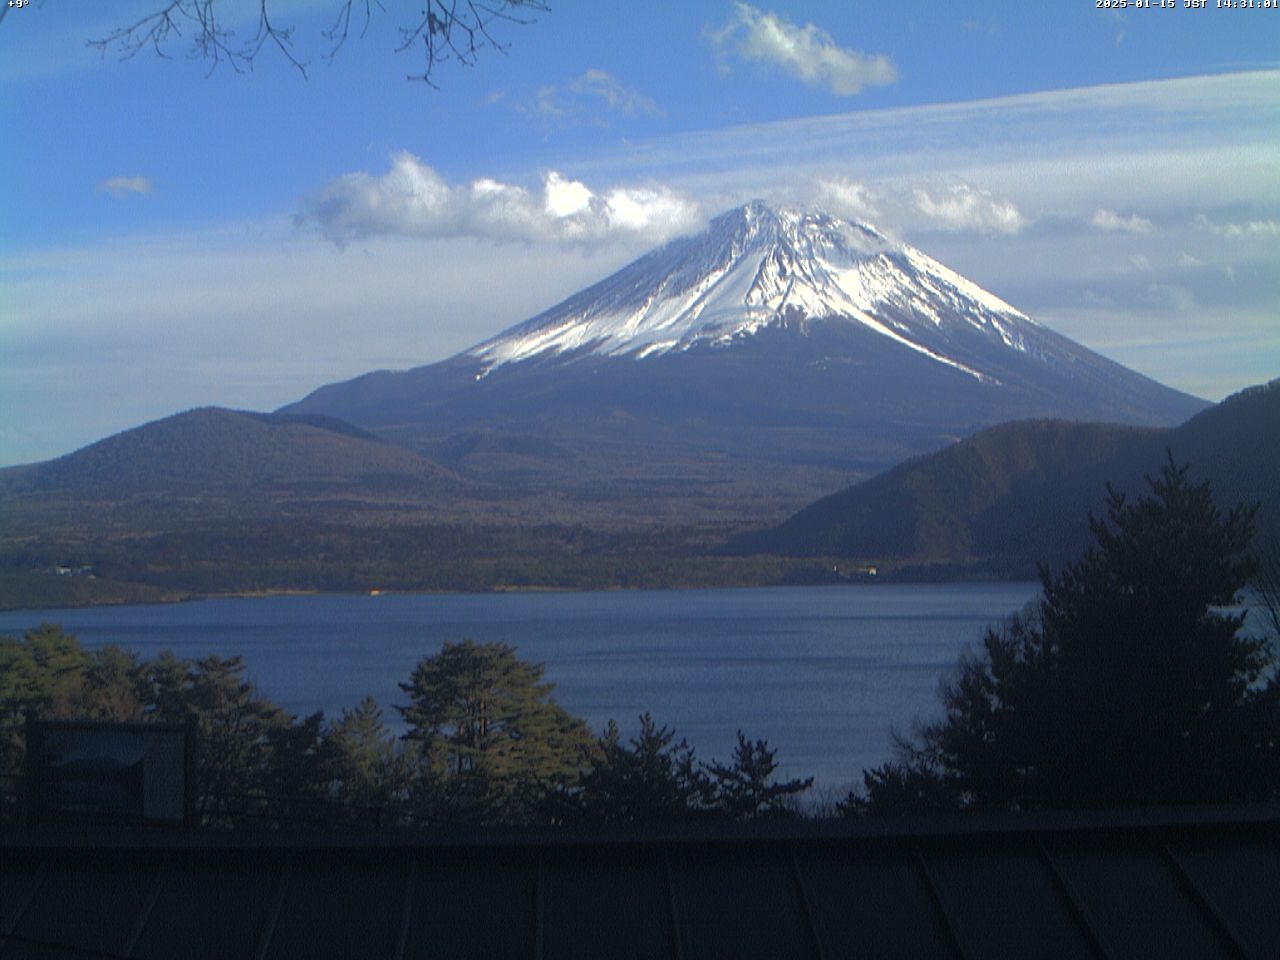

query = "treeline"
[0,628,813,828]
[0,520,830,611]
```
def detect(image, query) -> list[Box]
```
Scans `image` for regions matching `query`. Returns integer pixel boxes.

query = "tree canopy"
[704,730,814,820]
[854,458,1279,814]
[2,627,815,828]
[398,639,592,821]
[572,714,712,824]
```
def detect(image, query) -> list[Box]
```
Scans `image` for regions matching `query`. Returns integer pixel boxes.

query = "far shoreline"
[0,561,1039,616]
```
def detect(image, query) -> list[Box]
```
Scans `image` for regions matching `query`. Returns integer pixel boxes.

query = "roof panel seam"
[1036,839,1114,960]
[1158,842,1250,959]
[915,848,971,960]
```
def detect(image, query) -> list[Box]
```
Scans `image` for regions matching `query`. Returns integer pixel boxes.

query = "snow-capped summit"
[469,201,1034,382]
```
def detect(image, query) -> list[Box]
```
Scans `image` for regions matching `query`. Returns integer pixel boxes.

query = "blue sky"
[2,0,1278,465]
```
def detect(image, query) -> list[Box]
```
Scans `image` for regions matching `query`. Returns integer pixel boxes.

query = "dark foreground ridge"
[3,804,1278,959]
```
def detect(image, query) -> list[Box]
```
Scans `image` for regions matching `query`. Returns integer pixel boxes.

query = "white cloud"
[816,178,879,221]
[713,4,897,96]
[96,175,153,197]
[912,184,1024,234]
[295,152,702,246]
[1194,215,1279,238]
[1091,208,1153,233]
[543,172,594,218]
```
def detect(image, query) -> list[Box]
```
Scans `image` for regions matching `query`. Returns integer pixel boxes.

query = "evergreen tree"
[325,696,416,823]
[854,458,1278,813]
[706,731,813,820]
[263,710,333,822]
[0,625,142,784]
[398,640,591,822]
[573,714,713,823]
[145,654,290,823]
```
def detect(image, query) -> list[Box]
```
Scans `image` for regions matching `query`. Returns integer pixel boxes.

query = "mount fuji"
[283,202,1205,522]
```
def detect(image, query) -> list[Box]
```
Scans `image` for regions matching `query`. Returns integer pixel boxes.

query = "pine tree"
[706,731,813,820]
[325,696,416,822]
[0,625,143,786]
[855,458,1278,813]
[398,640,591,821]
[572,714,712,824]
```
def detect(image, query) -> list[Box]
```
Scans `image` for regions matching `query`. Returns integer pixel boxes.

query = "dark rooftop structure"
[2,804,1279,959]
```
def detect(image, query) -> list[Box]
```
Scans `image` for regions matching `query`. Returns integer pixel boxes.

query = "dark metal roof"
[2,805,1278,959]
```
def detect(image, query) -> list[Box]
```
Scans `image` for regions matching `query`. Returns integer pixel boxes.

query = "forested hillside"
[739,380,1280,575]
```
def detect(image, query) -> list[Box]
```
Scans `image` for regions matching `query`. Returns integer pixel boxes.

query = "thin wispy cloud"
[97,175,153,197]
[573,71,1279,207]
[961,19,1000,37]
[1147,283,1196,313]
[711,3,897,96]
[566,69,661,116]
[1194,215,1279,238]
[912,185,1024,234]
[511,69,661,123]
[1105,10,1128,47]
[1091,208,1153,233]
[296,152,701,246]
[0,223,639,465]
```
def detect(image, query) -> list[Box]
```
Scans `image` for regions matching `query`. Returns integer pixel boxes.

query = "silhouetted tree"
[572,714,713,824]
[706,730,813,820]
[852,458,1278,814]
[1254,540,1280,642]
[263,710,333,820]
[843,755,960,818]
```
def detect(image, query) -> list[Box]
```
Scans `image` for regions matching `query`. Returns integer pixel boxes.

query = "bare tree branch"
[249,0,307,77]
[89,0,548,85]
[322,0,385,62]
[395,0,548,85]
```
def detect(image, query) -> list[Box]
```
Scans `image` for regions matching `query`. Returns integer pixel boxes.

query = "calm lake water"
[0,583,1040,793]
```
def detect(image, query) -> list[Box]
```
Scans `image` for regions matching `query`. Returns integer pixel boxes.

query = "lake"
[0,583,1041,794]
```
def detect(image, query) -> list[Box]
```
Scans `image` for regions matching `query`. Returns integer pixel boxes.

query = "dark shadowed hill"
[1,407,456,495]
[735,379,1280,574]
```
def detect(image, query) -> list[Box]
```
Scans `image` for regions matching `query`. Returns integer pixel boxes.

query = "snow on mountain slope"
[282,199,1206,479]
[469,201,1036,383]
